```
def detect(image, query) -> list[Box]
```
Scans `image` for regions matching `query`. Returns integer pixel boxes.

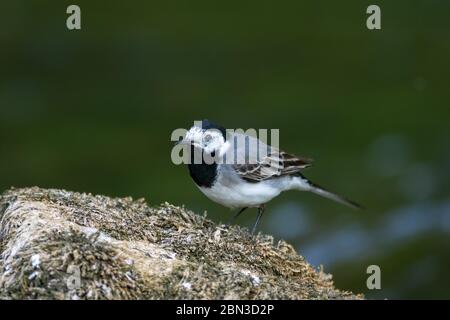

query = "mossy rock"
[0,187,362,300]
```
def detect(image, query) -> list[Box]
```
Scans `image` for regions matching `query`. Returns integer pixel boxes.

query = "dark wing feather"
[233,150,313,183]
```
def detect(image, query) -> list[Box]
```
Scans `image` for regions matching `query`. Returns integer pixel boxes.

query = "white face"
[183,126,225,154]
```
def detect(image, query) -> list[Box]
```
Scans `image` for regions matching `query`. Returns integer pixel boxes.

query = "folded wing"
[228,132,312,183]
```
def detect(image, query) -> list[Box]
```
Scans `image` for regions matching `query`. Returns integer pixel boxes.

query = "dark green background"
[1,1,449,299]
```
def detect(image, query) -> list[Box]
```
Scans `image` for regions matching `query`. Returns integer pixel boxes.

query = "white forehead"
[185,126,203,140]
[186,126,223,141]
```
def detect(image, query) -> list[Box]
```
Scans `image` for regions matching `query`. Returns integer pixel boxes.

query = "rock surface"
[0,187,362,300]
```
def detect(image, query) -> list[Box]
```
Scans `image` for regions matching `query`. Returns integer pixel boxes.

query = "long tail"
[298,174,363,210]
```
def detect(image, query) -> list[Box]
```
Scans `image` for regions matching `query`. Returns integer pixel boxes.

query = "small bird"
[177,120,361,234]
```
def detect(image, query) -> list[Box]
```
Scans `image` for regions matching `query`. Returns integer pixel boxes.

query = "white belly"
[198,179,282,209]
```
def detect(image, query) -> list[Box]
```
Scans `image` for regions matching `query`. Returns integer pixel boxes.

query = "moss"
[0,187,362,300]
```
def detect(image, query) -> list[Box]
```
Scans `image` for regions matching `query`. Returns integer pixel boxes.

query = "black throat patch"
[187,146,217,188]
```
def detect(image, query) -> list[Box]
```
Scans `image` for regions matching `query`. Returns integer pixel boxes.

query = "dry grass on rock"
[0,187,362,300]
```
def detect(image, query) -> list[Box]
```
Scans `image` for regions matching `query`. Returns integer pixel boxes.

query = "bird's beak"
[174,137,189,146]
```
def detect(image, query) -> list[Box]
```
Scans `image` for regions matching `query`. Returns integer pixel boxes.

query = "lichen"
[0,187,362,300]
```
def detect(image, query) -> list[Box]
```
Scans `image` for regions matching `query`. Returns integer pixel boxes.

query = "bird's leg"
[227,207,248,226]
[251,204,265,235]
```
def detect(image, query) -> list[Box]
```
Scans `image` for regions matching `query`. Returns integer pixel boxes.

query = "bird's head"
[178,120,227,155]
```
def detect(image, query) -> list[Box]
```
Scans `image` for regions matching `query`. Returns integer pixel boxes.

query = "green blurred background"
[1,1,449,299]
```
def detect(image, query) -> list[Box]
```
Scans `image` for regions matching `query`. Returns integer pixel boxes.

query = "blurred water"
[298,199,450,297]
[265,202,311,239]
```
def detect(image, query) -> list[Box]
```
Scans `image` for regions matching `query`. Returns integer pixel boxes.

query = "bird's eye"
[204,134,212,143]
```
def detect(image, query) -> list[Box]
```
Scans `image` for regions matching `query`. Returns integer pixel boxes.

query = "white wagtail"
[176,120,361,234]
